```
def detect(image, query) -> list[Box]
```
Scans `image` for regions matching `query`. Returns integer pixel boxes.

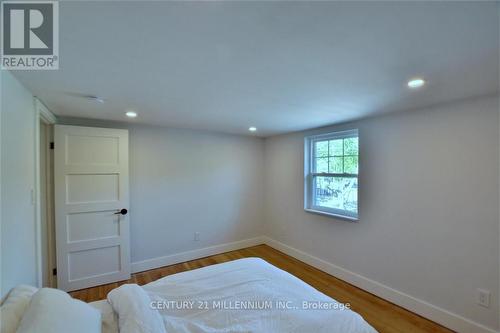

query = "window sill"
[304,208,359,222]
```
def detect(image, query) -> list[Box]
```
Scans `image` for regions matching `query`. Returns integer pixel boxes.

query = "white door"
[54,125,130,291]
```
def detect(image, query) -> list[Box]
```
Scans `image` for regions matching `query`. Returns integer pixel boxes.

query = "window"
[304,129,359,220]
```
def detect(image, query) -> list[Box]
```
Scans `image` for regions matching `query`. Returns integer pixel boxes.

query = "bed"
[90,258,377,333]
[2,257,376,333]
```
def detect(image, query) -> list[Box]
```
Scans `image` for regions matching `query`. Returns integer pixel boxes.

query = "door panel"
[54,125,130,291]
[67,211,120,242]
[66,135,119,165]
[66,174,119,203]
[68,246,121,280]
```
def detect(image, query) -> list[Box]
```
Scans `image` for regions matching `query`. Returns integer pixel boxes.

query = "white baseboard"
[131,236,265,273]
[262,236,499,333]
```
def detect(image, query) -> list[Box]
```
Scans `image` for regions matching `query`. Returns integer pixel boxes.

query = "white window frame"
[304,129,359,221]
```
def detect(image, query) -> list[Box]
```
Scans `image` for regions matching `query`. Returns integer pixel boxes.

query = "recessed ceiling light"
[249,126,257,132]
[407,78,425,89]
[125,111,137,118]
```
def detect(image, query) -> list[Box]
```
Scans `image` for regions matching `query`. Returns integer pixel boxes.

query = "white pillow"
[0,285,38,333]
[107,284,165,333]
[15,288,101,333]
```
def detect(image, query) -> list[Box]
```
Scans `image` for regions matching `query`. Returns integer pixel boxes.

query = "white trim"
[131,237,265,273]
[34,99,42,288]
[0,71,3,296]
[304,129,359,220]
[35,98,57,124]
[262,236,499,333]
[497,84,500,332]
[307,129,359,141]
[304,208,359,222]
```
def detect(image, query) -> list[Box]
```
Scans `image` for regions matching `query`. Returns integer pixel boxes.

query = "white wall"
[263,96,500,331]
[0,71,38,297]
[57,118,265,265]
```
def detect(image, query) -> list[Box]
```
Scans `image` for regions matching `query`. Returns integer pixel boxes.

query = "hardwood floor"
[70,244,454,333]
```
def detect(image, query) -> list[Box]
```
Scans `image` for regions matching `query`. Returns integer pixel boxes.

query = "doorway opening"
[39,120,56,288]
[36,99,57,289]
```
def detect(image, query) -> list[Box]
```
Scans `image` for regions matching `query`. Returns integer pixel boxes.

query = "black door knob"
[114,209,128,215]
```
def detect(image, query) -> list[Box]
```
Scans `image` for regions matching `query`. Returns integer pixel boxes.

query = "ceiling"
[13,1,499,137]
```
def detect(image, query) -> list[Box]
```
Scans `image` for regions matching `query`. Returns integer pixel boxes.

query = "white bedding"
[108,284,166,333]
[91,258,377,333]
[90,299,119,333]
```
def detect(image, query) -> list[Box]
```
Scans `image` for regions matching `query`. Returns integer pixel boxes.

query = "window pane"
[328,156,343,173]
[315,157,328,173]
[344,137,358,155]
[344,156,358,174]
[315,141,328,158]
[329,139,343,156]
[313,176,358,214]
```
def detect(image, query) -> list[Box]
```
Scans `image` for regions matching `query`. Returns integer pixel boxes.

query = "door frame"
[34,98,57,287]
